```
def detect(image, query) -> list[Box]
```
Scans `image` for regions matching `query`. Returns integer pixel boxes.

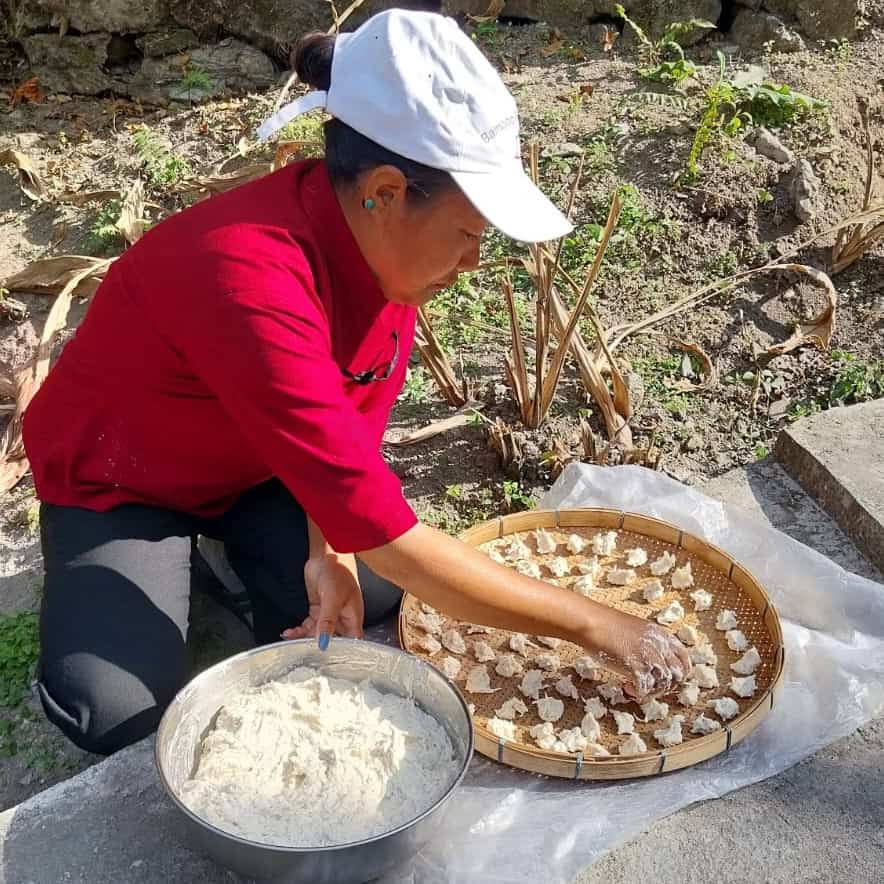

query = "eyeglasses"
[341,331,400,385]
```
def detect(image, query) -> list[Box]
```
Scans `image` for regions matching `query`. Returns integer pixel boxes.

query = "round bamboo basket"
[398,508,785,780]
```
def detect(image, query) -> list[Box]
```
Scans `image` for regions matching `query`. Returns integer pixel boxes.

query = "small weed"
[399,366,432,404]
[133,126,191,188]
[754,444,770,460]
[0,612,40,708]
[84,199,123,256]
[829,351,884,406]
[664,393,693,415]
[824,38,852,67]
[787,400,822,422]
[705,250,739,278]
[444,483,463,500]
[502,480,535,512]
[178,65,212,100]
[615,5,714,76]
[756,188,774,205]
[471,20,500,48]
[277,110,326,150]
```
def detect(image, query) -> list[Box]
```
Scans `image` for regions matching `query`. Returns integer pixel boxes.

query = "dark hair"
[292,32,456,202]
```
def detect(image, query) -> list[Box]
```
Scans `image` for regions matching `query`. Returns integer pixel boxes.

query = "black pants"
[36,480,402,756]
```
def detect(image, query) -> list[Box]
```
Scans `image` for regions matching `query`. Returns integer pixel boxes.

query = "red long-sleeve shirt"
[23,160,418,553]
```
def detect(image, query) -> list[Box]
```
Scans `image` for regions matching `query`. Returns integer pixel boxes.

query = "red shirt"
[23,160,418,553]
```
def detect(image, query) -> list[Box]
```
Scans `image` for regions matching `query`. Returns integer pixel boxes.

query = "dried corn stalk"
[415,308,467,407]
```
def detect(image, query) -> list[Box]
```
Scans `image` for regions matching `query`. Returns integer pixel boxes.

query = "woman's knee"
[38,650,189,755]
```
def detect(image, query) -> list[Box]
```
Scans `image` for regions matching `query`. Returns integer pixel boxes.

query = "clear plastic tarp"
[380,464,884,884]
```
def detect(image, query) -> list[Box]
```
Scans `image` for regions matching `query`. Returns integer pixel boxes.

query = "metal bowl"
[155,639,473,883]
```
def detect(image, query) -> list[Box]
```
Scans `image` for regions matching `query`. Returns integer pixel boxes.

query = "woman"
[23,9,689,756]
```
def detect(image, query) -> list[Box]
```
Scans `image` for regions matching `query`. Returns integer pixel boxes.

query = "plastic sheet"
[379,463,884,884]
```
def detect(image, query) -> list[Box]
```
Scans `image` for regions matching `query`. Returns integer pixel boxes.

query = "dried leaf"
[602,27,619,53]
[326,0,367,34]
[667,338,718,391]
[415,308,467,407]
[384,404,482,447]
[472,0,505,21]
[4,255,108,297]
[0,148,46,201]
[765,264,837,356]
[57,189,121,206]
[9,77,46,108]
[272,141,321,172]
[541,29,563,56]
[175,164,272,198]
[115,179,146,245]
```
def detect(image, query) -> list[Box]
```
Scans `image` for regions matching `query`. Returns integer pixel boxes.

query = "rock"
[765,0,859,40]
[20,33,113,95]
[140,38,275,97]
[541,142,584,158]
[769,398,792,420]
[11,0,168,36]
[730,9,805,52]
[136,28,199,57]
[752,128,795,164]
[790,158,821,224]
[685,433,704,452]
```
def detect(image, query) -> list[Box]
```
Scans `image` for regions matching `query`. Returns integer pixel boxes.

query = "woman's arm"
[359,523,690,696]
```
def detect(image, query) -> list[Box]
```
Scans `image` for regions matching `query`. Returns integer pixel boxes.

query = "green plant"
[444,483,463,500]
[472,19,499,47]
[0,612,39,707]
[756,188,774,205]
[179,65,212,99]
[829,351,884,406]
[705,250,739,278]
[399,366,431,403]
[84,199,123,255]
[502,480,534,511]
[133,127,191,188]
[754,444,770,460]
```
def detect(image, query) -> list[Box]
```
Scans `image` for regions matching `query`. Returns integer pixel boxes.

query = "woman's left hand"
[282,554,365,646]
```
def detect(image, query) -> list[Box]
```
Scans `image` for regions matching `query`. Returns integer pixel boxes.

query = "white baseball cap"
[257,9,573,243]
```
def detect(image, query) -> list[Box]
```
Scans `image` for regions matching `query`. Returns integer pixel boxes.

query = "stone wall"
[1,0,876,100]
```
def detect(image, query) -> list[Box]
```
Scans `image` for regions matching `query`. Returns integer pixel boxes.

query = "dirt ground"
[1,18,883,808]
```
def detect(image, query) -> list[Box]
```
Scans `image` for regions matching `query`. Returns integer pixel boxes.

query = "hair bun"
[293,33,336,91]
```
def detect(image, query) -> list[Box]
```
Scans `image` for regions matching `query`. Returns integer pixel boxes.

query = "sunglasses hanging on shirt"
[341,331,399,385]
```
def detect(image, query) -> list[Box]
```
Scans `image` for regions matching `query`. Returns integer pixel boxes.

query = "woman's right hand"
[585,606,692,699]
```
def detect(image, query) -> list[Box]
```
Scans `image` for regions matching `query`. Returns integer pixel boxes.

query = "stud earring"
[363,198,376,210]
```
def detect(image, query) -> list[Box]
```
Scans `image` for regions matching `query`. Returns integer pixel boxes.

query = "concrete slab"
[775,399,884,574]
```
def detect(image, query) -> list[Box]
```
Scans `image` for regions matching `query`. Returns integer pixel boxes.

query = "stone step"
[774,399,884,575]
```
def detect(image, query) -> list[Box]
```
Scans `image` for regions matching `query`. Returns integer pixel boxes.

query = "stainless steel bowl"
[155,639,473,883]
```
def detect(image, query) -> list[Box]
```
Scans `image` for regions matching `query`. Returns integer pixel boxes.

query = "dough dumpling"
[529,722,557,750]
[653,715,685,748]
[558,727,589,753]
[465,665,498,694]
[656,600,685,626]
[420,603,437,615]
[592,531,618,556]
[466,624,492,635]
[487,717,517,741]
[586,742,611,757]
[677,681,700,707]
[581,712,601,741]
[414,611,444,635]
[670,561,694,589]
[690,589,713,612]
[691,713,722,734]
[417,635,442,656]
[515,560,541,579]
[726,630,748,652]
[573,574,597,596]
[607,567,637,586]
[534,696,565,723]
[495,697,529,720]
[488,549,506,565]
[715,610,738,631]
[439,656,461,680]
[537,636,561,649]
[676,624,700,646]
[731,647,761,676]
[495,654,524,679]
[441,629,466,655]
[642,579,665,603]
[598,683,628,705]
[566,533,587,554]
[573,656,600,681]
[689,644,718,666]
[506,537,531,561]
[548,556,570,578]
[641,699,669,722]
[583,696,607,720]
[708,696,739,720]
[619,733,648,756]
[730,675,756,698]
[509,633,538,657]
[693,664,719,689]
[534,528,558,555]
[535,652,560,672]
[613,711,635,734]
[519,669,545,699]
[577,558,603,579]
[555,675,579,700]
[650,551,677,576]
[472,641,496,663]
[625,547,648,567]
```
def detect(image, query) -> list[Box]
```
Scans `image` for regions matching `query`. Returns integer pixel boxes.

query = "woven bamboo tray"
[398,508,785,780]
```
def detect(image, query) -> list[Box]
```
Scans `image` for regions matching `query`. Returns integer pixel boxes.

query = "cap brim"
[451,164,574,243]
